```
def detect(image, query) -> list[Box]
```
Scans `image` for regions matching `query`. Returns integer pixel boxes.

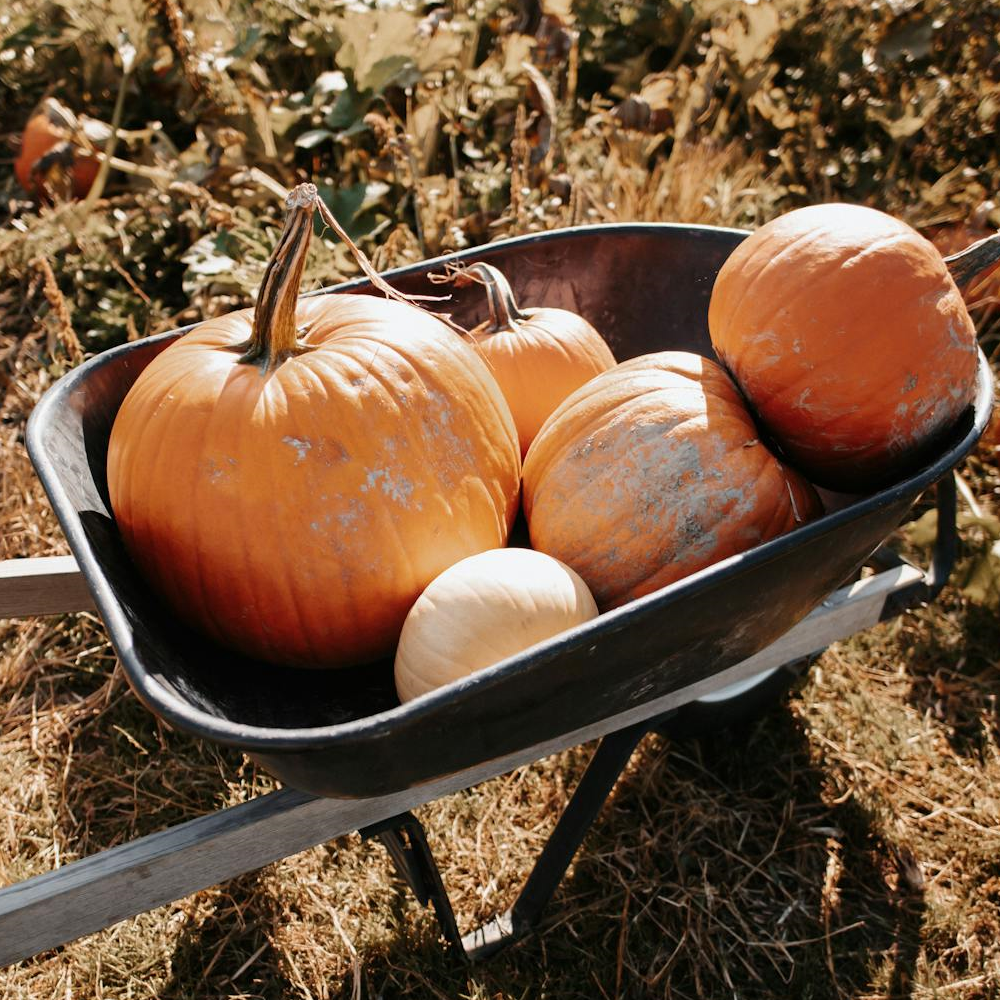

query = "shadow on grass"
[25,635,932,998]
[53,671,249,850]
[896,595,1000,760]
[158,870,294,1000]
[350,700,928,1000]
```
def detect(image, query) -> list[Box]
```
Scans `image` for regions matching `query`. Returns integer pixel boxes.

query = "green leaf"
[334,119,373,141]
[295,128,336,150]
[213,230,242,258]
[903,509,938,549]
[960,547,1000,605]
[332,7,466,93]
[228,23,263,60]
[325,88,368,131]
[363,54,419,95]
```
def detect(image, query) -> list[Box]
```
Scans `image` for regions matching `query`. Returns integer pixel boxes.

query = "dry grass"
[2,1,1000,997]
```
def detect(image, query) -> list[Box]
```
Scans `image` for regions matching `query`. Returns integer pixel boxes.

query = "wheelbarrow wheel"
[658,653,821,740]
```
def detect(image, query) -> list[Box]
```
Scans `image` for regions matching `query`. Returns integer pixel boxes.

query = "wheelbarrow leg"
[361,812,465,952]
[362,718,659,961]
[462,716,657,960]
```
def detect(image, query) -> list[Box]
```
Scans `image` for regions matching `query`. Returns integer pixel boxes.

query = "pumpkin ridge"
[141,369,224,637]
[368,386,427,626]
[726,216,902,336]
[253,374,323,662]
[232,381,281,662]
[717,222,836,336]
[112,369,169,598]
[354,331,515,635]
[204,369,265,653]
[715,267,839,374]
[108,359,183,557]
[755,465,802,537]
[714,252,906,396]
[269,371,331,664]
[187,360,249,651]
[329,347,423,635]
[209,369,270,654]
[284,347,334,410]
[112,362,193,614]
[436,350,521,498]
[542,315,596,368]
[527,380,703,499]
[296,360,384,662]
[838,230,932,273]
[726,249,969,440]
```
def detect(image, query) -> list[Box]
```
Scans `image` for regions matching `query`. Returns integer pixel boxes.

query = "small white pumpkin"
[393,547,599,703]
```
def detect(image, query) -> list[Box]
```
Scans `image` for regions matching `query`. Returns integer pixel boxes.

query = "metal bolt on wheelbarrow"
[2,223,992,965]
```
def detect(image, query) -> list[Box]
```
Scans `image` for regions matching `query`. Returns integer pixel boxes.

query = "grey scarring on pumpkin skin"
[282,435,312,463]
[360,467,416,506]
[549,417,789,600]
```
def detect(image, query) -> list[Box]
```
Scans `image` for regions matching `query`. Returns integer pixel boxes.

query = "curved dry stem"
[312,197,467,336]
[944,231,1000,291]
[429,261,530,334]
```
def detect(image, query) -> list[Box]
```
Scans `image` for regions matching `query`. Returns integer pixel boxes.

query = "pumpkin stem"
[470,263,531,332]
[433,262,530,333]
[237,182,318,373]
[943,231,1000,291]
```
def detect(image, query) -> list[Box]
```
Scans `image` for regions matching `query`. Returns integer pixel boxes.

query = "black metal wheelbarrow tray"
[12,221,992,962]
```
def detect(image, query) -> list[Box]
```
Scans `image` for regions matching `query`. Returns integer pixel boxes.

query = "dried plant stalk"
[34,257,83,366]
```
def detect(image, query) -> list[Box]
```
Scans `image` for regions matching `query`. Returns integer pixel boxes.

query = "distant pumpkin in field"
[15,99,104,200]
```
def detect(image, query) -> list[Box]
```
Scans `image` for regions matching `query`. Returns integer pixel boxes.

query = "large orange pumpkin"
[708,203,980,493]
[451,263,617,458]
[522,351,821,610]
[108,184,521,668]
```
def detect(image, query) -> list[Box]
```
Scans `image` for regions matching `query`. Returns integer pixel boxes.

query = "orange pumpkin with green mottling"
[522,351,820,611]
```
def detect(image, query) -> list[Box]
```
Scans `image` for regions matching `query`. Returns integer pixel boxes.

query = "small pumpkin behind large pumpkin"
[436,262,617,458]
[522,351,821,611]
[108,184,521,669]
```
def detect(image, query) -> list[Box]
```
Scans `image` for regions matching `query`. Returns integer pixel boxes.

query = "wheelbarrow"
[5,221,993,964]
